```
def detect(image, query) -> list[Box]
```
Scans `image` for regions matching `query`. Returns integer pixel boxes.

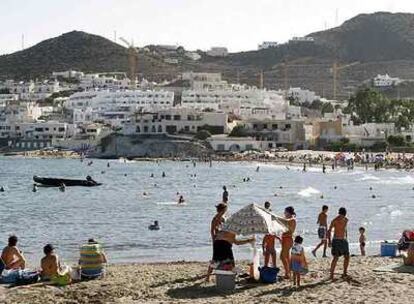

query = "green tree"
[387,135,405,146]
[194,129,211,140]
[346,88,391,123]
[229,124,249,137]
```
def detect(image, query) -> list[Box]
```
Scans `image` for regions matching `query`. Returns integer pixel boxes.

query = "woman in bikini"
[279,206,297,279]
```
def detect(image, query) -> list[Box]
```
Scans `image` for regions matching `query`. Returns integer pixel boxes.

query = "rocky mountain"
[2,12,414,98]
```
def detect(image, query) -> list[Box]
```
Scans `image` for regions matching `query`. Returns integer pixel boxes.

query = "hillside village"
[1,68,413,157]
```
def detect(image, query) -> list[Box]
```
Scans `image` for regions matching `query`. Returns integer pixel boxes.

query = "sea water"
[0,157,412,265]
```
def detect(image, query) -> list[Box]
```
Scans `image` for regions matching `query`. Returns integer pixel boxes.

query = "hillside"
[3,12,414,98]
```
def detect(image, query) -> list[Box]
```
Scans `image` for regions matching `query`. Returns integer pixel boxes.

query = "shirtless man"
[40,244,61,280]
[312,205,329,257]
[1,235,26,270]
[328,207,350,280]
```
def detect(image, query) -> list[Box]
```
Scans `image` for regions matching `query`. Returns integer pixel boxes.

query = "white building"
[52,70,85,80]
[207,135,260,152]
[290,37,315,43]
[182,72,228,90]
[79,74,132,90]
[66,90,175,126]
[258,41,278,50]
[207,47,228,57]
[184,52,201,61]
[373,74,401,87]
[122,108,229,135]
[287,87,319,104]
[181,88,288,114]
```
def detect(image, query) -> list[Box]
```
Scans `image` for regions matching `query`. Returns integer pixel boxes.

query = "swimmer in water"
[32,184,38,192]
[286,166,290,170]
[143,192,148,196]
[256,166,260,172]
[178,195,185,204]
[0,186,5,192]
[334,186,337,190]
[150,173,154,178]
[149,221,160,230]
[107,162,110,168]
[372,194,376,199]
[322,164,326,174]
[162,172,166,178]
[59,184,65,192]
[303,163,307,172]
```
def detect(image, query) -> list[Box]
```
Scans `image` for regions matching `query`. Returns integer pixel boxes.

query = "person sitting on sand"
[1,235,26,270]
[359,227,366,256]
[79,239,107,280]
[40,244,70,281]
[312,205,329,258]
[328,207,350,280]
[403,243,414,266]
[291,236,308,287]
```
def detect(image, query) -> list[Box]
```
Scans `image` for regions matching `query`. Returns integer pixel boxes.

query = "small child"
[262,234,277,268]
[359,227,366,256]
[291,235,308,287]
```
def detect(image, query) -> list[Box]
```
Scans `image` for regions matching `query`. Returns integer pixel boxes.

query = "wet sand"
[1,256,412,303]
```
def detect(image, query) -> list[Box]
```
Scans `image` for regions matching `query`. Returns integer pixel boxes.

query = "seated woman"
[79,239,107,280]
[211,230,255,271]
[1,235,26,270]
[40,244,69,281]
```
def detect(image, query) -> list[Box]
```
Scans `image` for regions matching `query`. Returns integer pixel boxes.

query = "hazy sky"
[1,0,414,54]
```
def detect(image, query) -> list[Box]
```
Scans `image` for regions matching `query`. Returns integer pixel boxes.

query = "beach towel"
[373,263,414,274]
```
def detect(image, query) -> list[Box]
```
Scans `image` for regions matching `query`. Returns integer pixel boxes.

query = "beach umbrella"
[223,203,288,236]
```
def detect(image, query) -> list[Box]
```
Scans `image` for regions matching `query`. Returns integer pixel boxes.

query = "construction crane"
[331,61,359,100]
[119,37,138,82]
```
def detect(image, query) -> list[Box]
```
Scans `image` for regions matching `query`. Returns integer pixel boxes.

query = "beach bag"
[17,271,40,285]
[1,269,21,284]
[51,272,72,286]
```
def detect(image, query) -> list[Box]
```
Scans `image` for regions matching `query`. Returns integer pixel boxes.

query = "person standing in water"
[302,163,307,172]
[322,164,326,174]
[178,195,185,204]
[328,207,350,280]
[222,186,229,204]
[278,206,297,279]
[359,227,366,256]
[312,205,329,257]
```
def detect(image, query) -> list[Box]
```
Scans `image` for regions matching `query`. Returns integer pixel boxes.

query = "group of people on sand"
[0,236,107,283]
[207,188,369,286]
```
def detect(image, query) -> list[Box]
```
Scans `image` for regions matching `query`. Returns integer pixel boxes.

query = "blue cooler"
[259,267,279,283]
[380,242,397,257]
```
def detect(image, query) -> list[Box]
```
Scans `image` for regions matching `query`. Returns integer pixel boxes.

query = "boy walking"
[312,205,329,257]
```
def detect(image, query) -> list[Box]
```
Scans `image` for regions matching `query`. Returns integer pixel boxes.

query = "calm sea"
[0,157,412,266]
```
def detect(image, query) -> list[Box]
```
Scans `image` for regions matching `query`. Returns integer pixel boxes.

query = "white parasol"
[223,203,288,236]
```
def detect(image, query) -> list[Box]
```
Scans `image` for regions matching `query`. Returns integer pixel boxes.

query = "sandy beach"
[1,256,412,304]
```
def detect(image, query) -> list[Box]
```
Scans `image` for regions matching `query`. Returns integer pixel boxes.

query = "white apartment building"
[373,74,401,87]
[0,120,75,139]
[258,41,278,50]
[122,108,229,136]
[207,47,228,57]
[181,88,287,113]
[208,135,260,152]
[79,74,132,90]
[52,70,85,79]
[66,90,175,126]
[182,72,228,90]
[287,87,319,104]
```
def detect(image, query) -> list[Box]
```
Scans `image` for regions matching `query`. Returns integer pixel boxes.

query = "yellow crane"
[331,61,359,100]
[119,37,138,82]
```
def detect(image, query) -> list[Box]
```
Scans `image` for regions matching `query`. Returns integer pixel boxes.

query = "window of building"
[136,126,141,133]
[285,124,291,129]
[272,124,278,130]
[58,127,65,132]
[173,115,181,121]
[151,126,156,133]
[158,125,163,133]
[143,126,148,133]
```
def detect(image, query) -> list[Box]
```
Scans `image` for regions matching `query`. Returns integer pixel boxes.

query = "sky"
[1,0,414,54]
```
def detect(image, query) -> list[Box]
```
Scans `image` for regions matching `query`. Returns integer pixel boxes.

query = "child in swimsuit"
[359,227,366,256]
[262,234,278,267]
[291,235,308,287]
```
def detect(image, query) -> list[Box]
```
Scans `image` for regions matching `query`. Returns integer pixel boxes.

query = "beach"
[1,256,412,303]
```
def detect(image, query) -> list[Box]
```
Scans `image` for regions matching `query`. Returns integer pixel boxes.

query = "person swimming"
[59,184,65,192]
[162,172,166,178]
[148,221,160,230]
[150,173,154,178]
[178,195,185,204]
[256,166,260,172]
[107,162,110,168]
[32,184,38,192]
[0,186,4,192]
